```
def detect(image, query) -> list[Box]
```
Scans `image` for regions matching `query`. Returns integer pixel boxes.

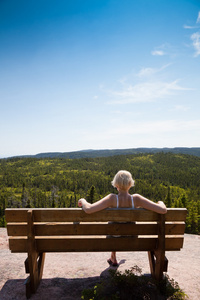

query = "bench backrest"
[5,208,187,253]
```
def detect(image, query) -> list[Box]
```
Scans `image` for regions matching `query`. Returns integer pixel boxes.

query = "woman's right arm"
[133,194,167,214]
[78,194,115,214]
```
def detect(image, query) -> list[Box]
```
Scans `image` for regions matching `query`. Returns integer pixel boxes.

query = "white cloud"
[183,25,198,29]
[183,12,200,29]
[137,67,157,77]
[107,80,189,104]
[191,32,200,56]
[151,43,177,58]
[151,50,165,56]
[197,11,200,23]
[137,64,171,78]
[103,64,192,105]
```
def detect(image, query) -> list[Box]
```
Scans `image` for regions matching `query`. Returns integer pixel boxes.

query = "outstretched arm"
[78,194,114,214]
[133,194,167,214]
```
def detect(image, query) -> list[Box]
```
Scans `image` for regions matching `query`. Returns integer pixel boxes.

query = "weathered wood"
[27,210,39,295]
[9,237,28,252]
[8,236,184,253]
[25,257,29,273]
[7,223,28,236]
[148,251,155,275]
[7,222,185,237]
[163,256,168,272]
[35,236,184,252]
[36,236,157,252]
[38,252,45,281]
[148,251,168,276]
[5,207,187,299]
[5,208,188,223]
[5,208,159,222]
[24,276,31,299]
[154,214,165,281]
[5,209,28,222]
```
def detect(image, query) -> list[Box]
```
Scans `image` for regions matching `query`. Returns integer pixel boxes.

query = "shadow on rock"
[0,276,102,300]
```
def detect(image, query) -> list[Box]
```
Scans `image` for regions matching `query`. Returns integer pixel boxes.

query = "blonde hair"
[111,170,135,190]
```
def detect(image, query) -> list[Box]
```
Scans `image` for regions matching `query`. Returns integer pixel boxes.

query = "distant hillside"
[1,151,200,233]
[10,147,200,159]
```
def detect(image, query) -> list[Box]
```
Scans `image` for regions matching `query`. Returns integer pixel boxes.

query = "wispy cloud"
[137,64,171,78]
[197,11,200,23]
[106,64,190,104]
[137,67,157,78]
[107,80,189,104]
[183,11,200,29]
[183,25,199,29]
[151,50,165,56]
[184,11,200,56]
[191,32,200,57]
[151,43,177,58]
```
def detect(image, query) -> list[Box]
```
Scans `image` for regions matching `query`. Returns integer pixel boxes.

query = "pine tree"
[87,185,96,204]
[180,193,188,208]
[187,201,198,233]
[165,186,171,208]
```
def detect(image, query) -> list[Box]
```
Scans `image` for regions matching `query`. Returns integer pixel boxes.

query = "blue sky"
[0,0,200,157]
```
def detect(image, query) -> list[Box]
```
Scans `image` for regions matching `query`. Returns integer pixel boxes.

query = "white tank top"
[116,195,134,208]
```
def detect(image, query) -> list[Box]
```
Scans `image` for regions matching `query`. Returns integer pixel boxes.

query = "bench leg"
[25,210,47,298]
[149,213,166,281]
[163,256,168,272]
[154,250,165,281]
[24,276,31,299]
[38,252,46,281]
[148,251,155,276]
[24,252,45,298]
[148,251,168,281]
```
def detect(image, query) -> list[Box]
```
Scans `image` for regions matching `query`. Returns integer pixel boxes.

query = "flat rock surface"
[0,228,199,299]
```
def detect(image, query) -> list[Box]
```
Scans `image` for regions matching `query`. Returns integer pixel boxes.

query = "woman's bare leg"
[107,251,118,266]
[111,251,117,263]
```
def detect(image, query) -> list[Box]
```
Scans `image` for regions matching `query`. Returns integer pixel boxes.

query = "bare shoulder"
[107,193,117,207]
[132,193,142,207]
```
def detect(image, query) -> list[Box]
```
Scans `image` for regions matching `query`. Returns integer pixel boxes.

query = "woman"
[78,170,167,266]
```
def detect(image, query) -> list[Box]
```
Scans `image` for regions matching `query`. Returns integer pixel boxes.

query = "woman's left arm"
[78,194,114,214]
[133,194,167,214]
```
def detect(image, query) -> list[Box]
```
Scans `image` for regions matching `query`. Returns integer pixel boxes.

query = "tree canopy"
[0,152,199,233]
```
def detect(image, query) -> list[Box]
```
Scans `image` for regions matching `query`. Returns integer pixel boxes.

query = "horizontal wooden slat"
[7,223,27,236]
[165,222,185,235]
[36,237,157,252]
[9,237,27,252]
[9,236,184,253]
[5,208,159,222]
[165,208,187,221]
[5,208,187,223]
[7,222,185,237]
[5,209,27,222]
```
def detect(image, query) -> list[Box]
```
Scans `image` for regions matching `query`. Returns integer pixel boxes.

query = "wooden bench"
[5,207,187,298]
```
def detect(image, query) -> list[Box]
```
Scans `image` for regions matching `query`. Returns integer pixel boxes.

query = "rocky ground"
[0,228,200,300]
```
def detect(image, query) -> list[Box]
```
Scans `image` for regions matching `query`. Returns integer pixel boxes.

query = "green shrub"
[81,266,188,300]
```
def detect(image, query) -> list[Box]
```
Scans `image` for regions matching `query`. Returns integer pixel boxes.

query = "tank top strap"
[131,195,134,208]
[116,194,119,208]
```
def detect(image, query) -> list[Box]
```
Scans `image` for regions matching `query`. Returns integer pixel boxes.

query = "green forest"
[0,152,199,234]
